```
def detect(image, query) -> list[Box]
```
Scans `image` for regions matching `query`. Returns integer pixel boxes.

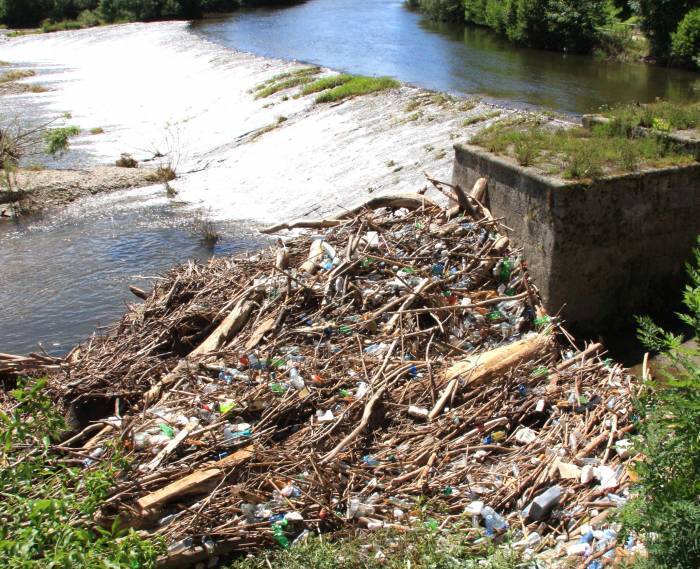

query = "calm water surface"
[192,0,699,113]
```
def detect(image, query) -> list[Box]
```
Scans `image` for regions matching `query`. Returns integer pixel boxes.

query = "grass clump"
[301,74,353,95]
[0,69,36,83]
[462,110,501,126]
[618,238,700,568]
[255,67,321,98]
[602,101,700,134]
[44,125,80,156]
[227,527,522,569]
[315,76,400,103]
[115,153,138,168]
[147,165,176,183]
[90,127,104,135]
[0,379,163,566]
[471,116,696,180]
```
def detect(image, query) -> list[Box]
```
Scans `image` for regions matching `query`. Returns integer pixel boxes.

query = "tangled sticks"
[27,179,635,566]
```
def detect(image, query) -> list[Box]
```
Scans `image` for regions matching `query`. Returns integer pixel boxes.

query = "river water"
[192,0,699,113]
[0,0,698,355]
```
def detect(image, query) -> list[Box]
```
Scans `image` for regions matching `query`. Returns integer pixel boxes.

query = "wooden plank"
[445,333,551,388]
[136,445,253,512]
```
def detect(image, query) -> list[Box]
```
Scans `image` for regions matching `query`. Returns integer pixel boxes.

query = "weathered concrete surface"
[453,143,700,331]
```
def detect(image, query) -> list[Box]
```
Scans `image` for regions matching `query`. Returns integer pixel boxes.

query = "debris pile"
[15,179,638,567]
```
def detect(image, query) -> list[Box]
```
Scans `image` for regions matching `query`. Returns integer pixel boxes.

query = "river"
[0,0,698,355]
[192,0,699,113]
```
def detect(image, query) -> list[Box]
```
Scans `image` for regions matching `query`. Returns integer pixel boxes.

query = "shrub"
[0,379,163,566]
[671,8,700,69]
[635,0,697,62]
[407,0,465,22]
[44,125,80,156]
[463,0,612,53]
[619,238,700,568]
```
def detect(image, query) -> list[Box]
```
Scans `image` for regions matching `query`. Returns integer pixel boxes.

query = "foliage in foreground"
[0,379,163,567]
[618,238,700,568]
[228,528,525,569]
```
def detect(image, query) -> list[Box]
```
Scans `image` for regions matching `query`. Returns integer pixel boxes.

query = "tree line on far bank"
[407,0,700,70]
[0,0,302,29]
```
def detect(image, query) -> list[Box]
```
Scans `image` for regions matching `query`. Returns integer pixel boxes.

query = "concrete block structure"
[452,143,700,331]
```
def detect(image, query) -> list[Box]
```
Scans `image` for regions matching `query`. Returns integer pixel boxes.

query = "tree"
[671,7,700,69]
[634,0,698,61]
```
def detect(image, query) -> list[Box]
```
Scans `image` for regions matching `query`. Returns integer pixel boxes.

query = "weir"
[452,143,700,331]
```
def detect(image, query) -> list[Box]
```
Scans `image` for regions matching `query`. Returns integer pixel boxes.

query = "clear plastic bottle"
[481,506,507,533]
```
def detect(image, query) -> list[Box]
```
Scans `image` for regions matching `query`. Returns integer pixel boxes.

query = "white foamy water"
[0,21,509,223]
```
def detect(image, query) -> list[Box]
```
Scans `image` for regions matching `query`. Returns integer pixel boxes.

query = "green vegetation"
[255,67,321,98]
[601,100,699,134]
[671,8,700,69]
[90,126,104,134]
[462,109,501,125]
[409,1,699,68]
[0,1,303,31]
[314,76,400,103]
[228,527,523,569]
[44,125,80,156]
[301,74,353,95]
[470,113,696,180]
[0,379,163,566]
[406,0,464,22]
[637,0,697,64]
[618,239,700,568]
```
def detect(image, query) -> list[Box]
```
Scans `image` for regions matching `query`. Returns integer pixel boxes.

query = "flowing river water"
[0,0,698,354]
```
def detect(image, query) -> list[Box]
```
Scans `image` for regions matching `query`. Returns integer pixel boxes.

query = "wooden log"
[444,333,551,389]
[136,445,253,512]
[128,285,148,300]
[190,297,257,357]
[299,238,324,274]
[427,378,458,421]
[261,193,441,234]
[470,177,487,202]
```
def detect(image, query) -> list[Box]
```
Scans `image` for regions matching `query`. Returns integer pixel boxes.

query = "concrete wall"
[453,144,700,331]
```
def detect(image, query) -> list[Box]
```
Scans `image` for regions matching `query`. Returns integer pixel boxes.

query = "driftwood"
[5,175,635,565]
[261,193,440,234]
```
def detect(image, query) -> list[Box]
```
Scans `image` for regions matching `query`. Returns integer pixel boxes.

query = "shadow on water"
[191,0,699,114]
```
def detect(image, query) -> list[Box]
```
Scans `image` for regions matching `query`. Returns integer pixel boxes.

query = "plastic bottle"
[362,454,380,466]
[167,537,194,555]
[481,506,507,533]
[527,485,562,521]
[289,367,305,390]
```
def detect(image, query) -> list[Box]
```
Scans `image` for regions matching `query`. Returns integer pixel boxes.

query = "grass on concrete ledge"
[255,67,321,98]
[470,117,697,180]
[314,76,400,103]
[602,100,699,133]
[301,74,353,95]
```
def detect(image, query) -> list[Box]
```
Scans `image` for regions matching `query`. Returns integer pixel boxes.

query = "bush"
[407,0,465,22]
[462,0,612,53]
[619,238,700,568]
[44,125,80,156]
[0,379,163,566]
[635,0,697,62]
[671,8,700,69]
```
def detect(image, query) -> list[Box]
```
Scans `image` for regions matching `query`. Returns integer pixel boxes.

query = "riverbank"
[0,166,157,219]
